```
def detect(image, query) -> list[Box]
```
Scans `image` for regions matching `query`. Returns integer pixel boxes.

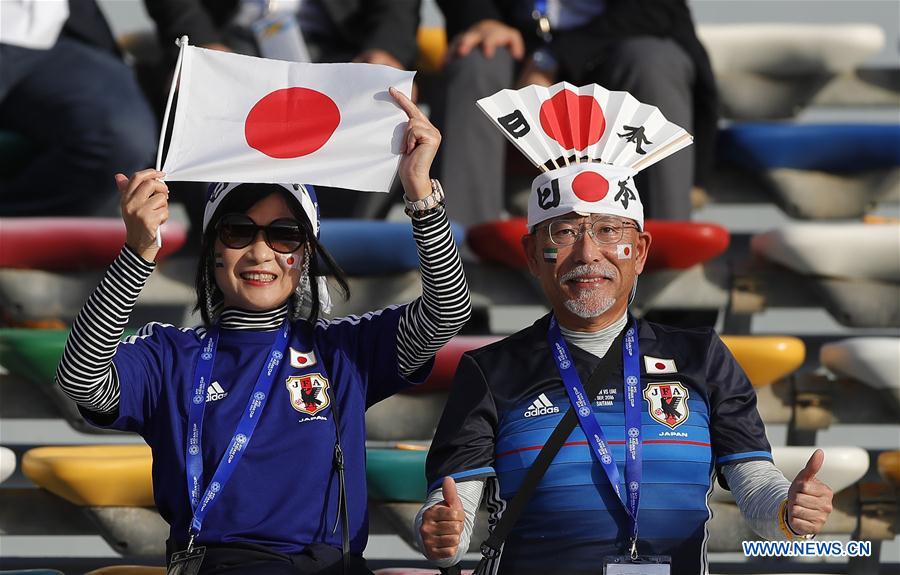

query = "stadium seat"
[719,336,805,388]
[820,338,900,402]
[717,123,900,218]
[878,451,900,488]
[719,124,900,173]
[0,218,187,270]
[22,445,153,507]
[467,218,729,272]
[0,445,15,484]
[712,446,869,502]
[367,448,428,502]
[751,223,900,327]
[319,219,464,276]
[416,27,447,73]
[696,24,885,119]
[21,445,165,557]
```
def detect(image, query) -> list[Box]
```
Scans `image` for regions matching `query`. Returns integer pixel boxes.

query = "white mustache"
[560,264,618,284]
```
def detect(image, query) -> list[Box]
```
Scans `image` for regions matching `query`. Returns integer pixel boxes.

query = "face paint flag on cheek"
[278,253,303,271]
[617,244,632,260]
[214,253,224,268]
[543,247,558,263]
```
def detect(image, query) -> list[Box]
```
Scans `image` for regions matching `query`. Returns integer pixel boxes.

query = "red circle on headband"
[571,171,609,202]
[539,89,605,151]
[246,88,341,159]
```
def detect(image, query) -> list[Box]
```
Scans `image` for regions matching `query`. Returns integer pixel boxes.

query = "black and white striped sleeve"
[397,207,471,376]
[55,246,155,413]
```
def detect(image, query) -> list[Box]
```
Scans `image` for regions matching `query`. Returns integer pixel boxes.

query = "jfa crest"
[643,382,689,429]
[285,373,330,415]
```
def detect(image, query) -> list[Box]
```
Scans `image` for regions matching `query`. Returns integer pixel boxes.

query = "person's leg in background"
[595,36,696,220]
[0,36,157,216]
[434,48,515,228]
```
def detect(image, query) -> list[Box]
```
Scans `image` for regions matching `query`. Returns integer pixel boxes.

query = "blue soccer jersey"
[84,305,430,554]
[426,315,771,575]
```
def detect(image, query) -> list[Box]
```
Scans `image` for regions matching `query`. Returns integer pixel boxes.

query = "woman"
[55,88,471,574]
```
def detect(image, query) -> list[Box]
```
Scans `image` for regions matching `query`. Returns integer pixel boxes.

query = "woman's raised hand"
[116,169,169,262]
[389,86,441,201]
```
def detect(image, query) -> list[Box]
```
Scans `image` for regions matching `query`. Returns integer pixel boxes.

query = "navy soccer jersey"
[84,305,430,554]
[426,315,772,575]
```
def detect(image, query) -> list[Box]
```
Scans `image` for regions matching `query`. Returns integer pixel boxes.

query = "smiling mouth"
[240,272,277,282]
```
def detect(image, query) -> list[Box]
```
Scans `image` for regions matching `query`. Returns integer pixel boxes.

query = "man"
[0,0,157,216]
[415,86,832,574]
[434,0,717,227]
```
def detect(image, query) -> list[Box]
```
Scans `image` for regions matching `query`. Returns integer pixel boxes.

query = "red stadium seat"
[0,218,187,270]
[466,218,730,272]
[403,335,501,394]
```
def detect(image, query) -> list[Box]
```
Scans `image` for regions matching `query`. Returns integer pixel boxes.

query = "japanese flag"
[161,44,414,192]
[644,356,677,374]
[290,347,317,368]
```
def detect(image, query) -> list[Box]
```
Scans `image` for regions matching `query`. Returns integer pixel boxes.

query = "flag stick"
[153,35,190,248]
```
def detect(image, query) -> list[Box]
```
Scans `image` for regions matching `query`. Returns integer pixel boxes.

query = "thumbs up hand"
[786,449,834,536]
[420,476,466,560]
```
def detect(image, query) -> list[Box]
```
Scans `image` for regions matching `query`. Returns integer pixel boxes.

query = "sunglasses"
[216,214,307,254]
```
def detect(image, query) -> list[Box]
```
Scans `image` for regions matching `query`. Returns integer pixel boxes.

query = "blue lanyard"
[548,316,643,547]
[185,319,291,544]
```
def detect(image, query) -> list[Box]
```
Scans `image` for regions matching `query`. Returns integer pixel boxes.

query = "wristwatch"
[404,179,445,218]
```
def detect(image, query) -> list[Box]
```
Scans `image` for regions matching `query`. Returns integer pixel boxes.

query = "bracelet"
[404,179,445,218]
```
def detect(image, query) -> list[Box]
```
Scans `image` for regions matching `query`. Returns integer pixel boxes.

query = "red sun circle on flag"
[655,362,665,370]
[286,256,295,265]
[539,90,605,151]
[297,356,307,364]
[245,88,341,159]
[571,171,609,202]
[622,246,631,257]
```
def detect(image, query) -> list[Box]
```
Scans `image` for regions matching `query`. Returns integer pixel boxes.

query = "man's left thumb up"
[794,448,825,484]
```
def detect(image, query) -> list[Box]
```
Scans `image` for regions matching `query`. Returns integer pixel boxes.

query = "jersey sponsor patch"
[289,347,317,368]
[644,355,677,374]
[285,373,330,415]
[524,393,560,418]
[206,381,228,402]
[643,382,689,429]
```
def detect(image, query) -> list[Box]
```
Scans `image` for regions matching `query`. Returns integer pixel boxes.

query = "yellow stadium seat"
[22,445,153,507]
[721,336,805,388]
[416,27,448,73]
[878,451,900,487]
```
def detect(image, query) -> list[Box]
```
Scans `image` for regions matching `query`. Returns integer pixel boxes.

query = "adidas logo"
[524,393,560,418]
[206,381,228,403]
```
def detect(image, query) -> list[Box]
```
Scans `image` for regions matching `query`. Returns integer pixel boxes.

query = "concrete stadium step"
[820,338,900,403]
[711,446,869,502]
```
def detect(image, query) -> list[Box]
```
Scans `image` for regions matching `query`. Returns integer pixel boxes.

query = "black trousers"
[167,540,374,575]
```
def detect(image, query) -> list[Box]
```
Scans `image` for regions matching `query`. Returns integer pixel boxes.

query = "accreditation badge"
[252,12,310,63]
[603,555,671,574]
[167,545,205,575]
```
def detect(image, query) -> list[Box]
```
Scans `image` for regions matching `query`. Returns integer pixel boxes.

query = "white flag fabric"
[161,46,415,192]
